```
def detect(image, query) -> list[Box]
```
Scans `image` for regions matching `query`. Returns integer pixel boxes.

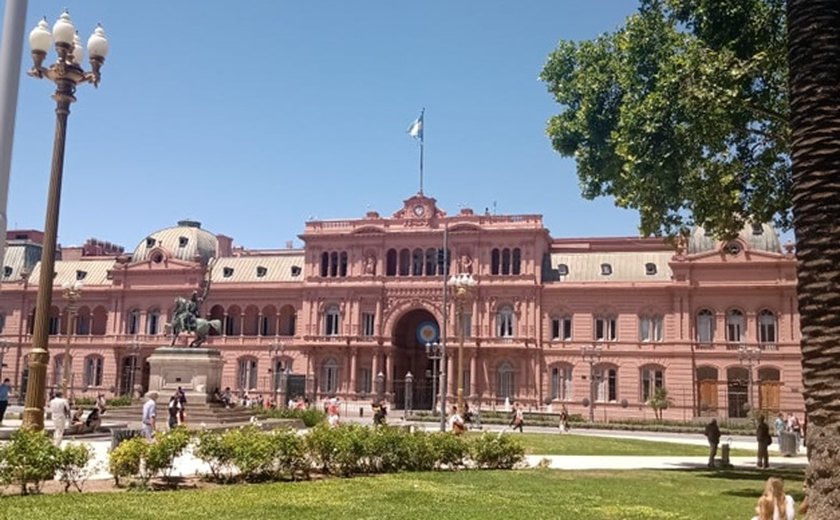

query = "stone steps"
[102,404,259,425]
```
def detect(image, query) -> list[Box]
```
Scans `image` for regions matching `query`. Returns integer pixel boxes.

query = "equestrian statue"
[168,259,222,348]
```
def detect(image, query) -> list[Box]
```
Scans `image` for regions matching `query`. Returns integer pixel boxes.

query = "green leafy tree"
[542,0,840,513]
[540,0,788,239]
[646,387,672,421]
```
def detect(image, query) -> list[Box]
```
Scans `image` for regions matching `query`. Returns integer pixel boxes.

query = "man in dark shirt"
[756,415,772,469]
[704,418,721,468]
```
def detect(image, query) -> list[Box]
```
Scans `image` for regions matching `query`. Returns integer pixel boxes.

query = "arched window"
[278,305,296,336]
[329,252,339,277]
[412,248,424,276]
[147,309,161,335]
[48,307,61,336]
[726,309,744,343]
[512,248,522,275]
[75,307,91,335]
[84,355,104,387]
[321,358,340,394]
[321,252,329,277]
[399,249,410,276]
[339,252,348,277]
[491,249,500,275]
[386,249,397,276]
[52,354,71,387]
[550,364,573,400]
[696,309,715,344]
[425,248,437,276]
[324,305,341,336]
[594,365,618,402]
[639,315,663,342]
[237,357,258,391]
[758,309,777,344]
[127,309,140,335]
[496,305,515,338]
[225,305,241,336]
[640,365,665,401]
[501,248,511,275]
[497,361,515,399]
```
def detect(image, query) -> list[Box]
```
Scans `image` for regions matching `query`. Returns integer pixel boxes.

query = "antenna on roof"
[285,240,293,249]
[493,200,497,215]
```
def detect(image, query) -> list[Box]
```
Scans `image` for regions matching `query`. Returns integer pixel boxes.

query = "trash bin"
[720,441,731,467]
[780,432,798,457]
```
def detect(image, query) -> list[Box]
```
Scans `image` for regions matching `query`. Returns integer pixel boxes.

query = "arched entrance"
[727,366,749,418]
[391,308,440,410]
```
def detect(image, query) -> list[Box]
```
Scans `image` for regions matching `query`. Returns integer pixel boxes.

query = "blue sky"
[3,0,643,251]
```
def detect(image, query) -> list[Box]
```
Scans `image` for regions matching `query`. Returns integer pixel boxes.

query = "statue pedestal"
[147,347,224,404]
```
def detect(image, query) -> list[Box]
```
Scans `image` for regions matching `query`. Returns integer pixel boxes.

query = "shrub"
[194,429,234,482]
[305,423,341,474]
[260,407,326,427]
[55,443,95,493]
[146,428,191,483]
[108,436,149,487]
[470,432,525,470]
[106,395,133,407]
[429,432,469,470]
[225,425,278,481]
[400,431,436,472]
[333,424,373,477]
[0,429,60,495]
[268,429,309,480]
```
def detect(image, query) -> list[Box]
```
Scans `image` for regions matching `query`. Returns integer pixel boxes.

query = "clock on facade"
[413,205,425,217]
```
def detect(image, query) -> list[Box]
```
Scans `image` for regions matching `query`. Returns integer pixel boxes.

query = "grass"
[0,467,805,520]
[507,432,756,457]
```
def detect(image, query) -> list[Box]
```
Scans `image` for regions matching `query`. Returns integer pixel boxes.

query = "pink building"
[0,193,802,420]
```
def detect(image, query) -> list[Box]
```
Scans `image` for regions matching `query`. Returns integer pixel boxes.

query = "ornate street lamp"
[268,341,284,408]
[581,345,603,423]
[126,337,143,401]
[738,345,761,414]
[447,272,477,415]
[22,11,109,430]
[425,341,443,419]
[61,280,83,397]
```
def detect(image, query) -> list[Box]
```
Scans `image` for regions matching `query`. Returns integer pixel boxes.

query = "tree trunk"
[788,0,840,517]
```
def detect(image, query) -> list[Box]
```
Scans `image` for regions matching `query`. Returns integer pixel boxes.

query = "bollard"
[359,406,364,417]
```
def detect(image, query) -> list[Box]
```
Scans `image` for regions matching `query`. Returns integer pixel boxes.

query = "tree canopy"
[540,0,789,239]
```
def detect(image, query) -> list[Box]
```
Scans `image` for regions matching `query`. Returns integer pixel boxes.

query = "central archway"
[391,308,439,410]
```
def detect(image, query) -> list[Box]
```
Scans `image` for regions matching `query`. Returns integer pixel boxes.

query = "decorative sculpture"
[169,259,221,348]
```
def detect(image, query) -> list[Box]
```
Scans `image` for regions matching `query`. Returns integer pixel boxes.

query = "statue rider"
[184,290,201,332]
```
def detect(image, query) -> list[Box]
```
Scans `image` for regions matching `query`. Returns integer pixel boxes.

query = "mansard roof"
[211,252,305,283]
[27,259,116,287]
[132,220,218,264]
[548,251,674,282]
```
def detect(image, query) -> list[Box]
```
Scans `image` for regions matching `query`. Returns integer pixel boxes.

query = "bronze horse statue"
[169,296,221,348]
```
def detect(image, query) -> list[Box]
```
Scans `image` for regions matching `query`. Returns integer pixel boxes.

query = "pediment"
[678,246,787,264]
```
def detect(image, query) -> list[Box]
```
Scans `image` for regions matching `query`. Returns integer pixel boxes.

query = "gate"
[285,374,306,401]
[392,377,437,411]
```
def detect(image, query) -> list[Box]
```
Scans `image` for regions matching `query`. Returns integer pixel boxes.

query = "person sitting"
[763,477,795,520]
[448,405,466,435]
[373,401,387,426]
[96,393,107,415]
[84,407,101,432]
[751,495,775,520]
[70,406,84,426]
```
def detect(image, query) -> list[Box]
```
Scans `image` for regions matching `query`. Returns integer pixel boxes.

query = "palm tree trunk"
[788,0,840,517]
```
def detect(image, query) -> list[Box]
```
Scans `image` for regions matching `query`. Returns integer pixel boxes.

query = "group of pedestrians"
[773,412,803,449]
[704,414,789,470]
[46,391,106,446]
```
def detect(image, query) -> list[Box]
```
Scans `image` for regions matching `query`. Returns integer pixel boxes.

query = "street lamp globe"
[87,24,109,59]
[72,32,84,65]
[52,11,75,46]
[28,18,51,53]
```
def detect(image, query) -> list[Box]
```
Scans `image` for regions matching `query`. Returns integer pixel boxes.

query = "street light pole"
[268,341,284,408]
[61,280,82,398]
[425,341,443,420]
[739,345,761,414]
[21,12,109,430]
[126,337,142,401]
[447,273,477,416]
[581,345,602,423]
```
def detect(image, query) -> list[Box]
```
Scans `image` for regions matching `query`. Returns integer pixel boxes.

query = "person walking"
[167,393,181,430]
[141,391,158,440]
[48,391,70,446]
[763,477,795,520]
[176,386,187,425]
[773,413,786,448]
[704,418,721,468]
[756,415,772,469]
[510,403,524,433]
[0,378,12,425]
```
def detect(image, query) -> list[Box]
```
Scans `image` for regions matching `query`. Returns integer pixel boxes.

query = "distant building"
[0,193,802,420]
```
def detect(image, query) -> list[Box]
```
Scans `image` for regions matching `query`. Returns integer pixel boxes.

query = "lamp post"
[21,11,109,430]
[0,339,10,380]
[61,280,82,398]
[425,341,443,418]
[738,345,761,414]
[375,371,385,403]
[581,345,602,423]
[447,272,477,415]
[126,337,142,401]
[268,341,284,408]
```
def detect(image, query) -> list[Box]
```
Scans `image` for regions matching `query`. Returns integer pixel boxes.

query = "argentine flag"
[407,109,424,141]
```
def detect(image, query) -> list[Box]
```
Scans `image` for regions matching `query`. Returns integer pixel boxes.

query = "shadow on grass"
[656,466,807,503]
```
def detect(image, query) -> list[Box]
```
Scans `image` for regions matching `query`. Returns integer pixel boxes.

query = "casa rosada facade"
[0,193,803,420]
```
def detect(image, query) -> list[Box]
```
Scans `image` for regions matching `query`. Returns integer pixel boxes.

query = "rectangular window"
[462,313,472,338]
[551,317,572,341]
[128,312,139,335]
[759,320,776,343]
[595,317,617,341]
[697,314,714,343]
[639,316,663,342]
[49,316,60,336]
[641,368,664,401]
[85,357,103,387]
[259,315,270,336]
[224,316,235,336]
[359,368,372,394]
[238,359,257,390]
[595,368,618,402]
[148,313,159,335]
[323,365,338,394]
[550,367,573,400]
[362,313,375,337]
[325,312,340,336]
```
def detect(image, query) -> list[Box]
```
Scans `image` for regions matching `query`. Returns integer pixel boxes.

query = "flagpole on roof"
[408,108,425,195]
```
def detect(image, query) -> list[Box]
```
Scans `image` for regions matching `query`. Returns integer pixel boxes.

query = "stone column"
[371,350,379,383]
[447,354,455,396]
[470,354,477,397]
[385,351,393,395]
[349,348,357,395]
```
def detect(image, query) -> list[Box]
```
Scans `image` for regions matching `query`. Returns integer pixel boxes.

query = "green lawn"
[0,468,804,520]
[495,432,755,457]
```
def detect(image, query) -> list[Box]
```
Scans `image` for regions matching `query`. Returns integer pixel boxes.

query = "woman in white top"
[764,477,795,520]
[751,495,774,520]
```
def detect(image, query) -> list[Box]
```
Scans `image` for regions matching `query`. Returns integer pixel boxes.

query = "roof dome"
[688,222,782,255]
[132,220,218,264]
